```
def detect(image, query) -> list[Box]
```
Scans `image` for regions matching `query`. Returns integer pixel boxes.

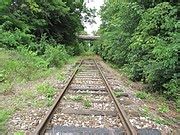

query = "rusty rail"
[94,60,137,135]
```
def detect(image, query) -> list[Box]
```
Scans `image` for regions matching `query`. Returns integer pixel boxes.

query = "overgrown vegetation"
[94,0,179,106]
[0,0,93,94]
[140,105,176,125]
[0,0,91,56]
[158,103,170,113]
[14,131,24,135]
[37,83,56,99]
[0,1,90,133]
[114,91,123,98]
[0,48,51,93]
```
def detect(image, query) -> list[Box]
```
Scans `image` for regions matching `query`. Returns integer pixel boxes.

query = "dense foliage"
[0,0,86,53]
[94,1,179,103]
[0,0,91,93]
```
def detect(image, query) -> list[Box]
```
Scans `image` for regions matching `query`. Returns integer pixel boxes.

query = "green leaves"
[43,45,69,68]
[95,1,179,102]
[0,0,84,45]
[96,2,142,66]
[129,3,179,91]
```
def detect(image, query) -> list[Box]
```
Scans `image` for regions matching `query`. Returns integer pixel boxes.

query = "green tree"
[94,1,179,102]
[0,0,84,45]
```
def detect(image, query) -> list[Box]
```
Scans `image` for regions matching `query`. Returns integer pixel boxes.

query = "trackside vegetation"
[0,0,89,133]
[0,0,89,93]
[93,0,179,106]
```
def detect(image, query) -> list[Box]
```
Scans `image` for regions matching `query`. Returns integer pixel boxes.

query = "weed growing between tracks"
[70,95,84,102]
[114,91,123,98]
[68,95,92,108]
[83,99,92,108]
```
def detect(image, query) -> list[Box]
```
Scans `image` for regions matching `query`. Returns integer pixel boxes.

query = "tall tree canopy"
[94,0,179,102]
[0,0,84,44]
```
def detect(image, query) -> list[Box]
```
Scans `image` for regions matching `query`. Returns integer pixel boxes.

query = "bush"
[0,26,33,49]
[95,2,179,102]
[135,91,152,100]
[43,45,69,68]
[94,2,142,66]
[128,3,179,99]
[65,42,88,56]
[17,46,49,69]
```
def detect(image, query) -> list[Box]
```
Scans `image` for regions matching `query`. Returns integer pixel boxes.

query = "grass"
[0,48,52,94]
[83,99,92,108]
[176,99,180,112]
[14,91,35,109]
[14,131,25,135]
[68,95,92,108]
[37,83,56,98]
[81,51,95,56]
[103,57,179,127]
[0,84,57,133]
[0,70,5,82]
[57,73,65,81]
[0,109,12,133]
[114,91,123,98]
[67,56,80,64]
[70,95,84,102]
[140,106,150,117]
[140,105,175,125]
[153,117,175,125]
[0,48,81,134]
[135,91,153,100]
[37,83,57,107]
[158,103,169,113]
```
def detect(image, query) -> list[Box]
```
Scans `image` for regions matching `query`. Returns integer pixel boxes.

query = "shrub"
[94,2,142,66]
[66,42,88,56]
[17,46,49,69]
[43,45,69,68]
[0,26,33,49]
[129,3,179,99]
[96,2,179,101]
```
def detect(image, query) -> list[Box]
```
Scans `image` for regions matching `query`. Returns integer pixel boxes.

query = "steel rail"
[94,60,137,135]
[33,60,83,135]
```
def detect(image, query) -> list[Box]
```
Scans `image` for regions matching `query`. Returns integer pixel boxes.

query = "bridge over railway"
[78,35,100,40]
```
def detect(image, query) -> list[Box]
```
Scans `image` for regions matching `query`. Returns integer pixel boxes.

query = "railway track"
[33,59,137,135]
